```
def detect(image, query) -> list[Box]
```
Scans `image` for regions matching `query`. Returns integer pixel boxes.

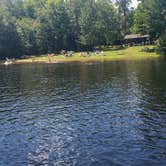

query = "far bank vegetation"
[0,0,165,60]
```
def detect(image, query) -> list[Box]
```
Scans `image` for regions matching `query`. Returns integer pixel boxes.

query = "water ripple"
[0,61,166,165]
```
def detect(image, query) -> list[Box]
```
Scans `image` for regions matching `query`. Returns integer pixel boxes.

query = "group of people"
[60,50,74,57]
[47,49,105,61]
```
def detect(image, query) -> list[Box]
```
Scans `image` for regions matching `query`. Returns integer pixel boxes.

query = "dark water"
[0,59,166,166]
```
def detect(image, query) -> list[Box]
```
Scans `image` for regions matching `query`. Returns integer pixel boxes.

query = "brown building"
[124,34,150,45]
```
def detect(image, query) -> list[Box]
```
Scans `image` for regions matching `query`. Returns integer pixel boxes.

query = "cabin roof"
[141,35,150,38]
[124,34,150,40]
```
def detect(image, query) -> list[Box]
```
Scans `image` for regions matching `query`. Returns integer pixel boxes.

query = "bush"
[141,47,155,53]
[156,31,166,55]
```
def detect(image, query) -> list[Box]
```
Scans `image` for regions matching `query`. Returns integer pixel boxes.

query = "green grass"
[15,46,162,64]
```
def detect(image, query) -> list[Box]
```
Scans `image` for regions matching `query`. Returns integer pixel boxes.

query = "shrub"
[156,31,166,55]
[141,47,155,53]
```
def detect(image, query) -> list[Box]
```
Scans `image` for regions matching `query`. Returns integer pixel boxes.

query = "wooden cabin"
[124,34,150,46]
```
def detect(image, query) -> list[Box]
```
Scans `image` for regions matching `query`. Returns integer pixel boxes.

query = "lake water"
[0,59,166,166]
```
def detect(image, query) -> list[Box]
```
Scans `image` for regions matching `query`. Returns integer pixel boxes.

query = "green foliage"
[115,0,133,35]
[132,0,166,54]
[16,18,38,55]
[36,1,75,53]
[79,0,120,48]
[0,0,124,58]
[132,0,166,38]
[0,3,21,58]
[156,30,166,55]
[0,0,165,59]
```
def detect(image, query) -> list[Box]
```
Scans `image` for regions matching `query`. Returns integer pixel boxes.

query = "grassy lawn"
[15,46,161,64]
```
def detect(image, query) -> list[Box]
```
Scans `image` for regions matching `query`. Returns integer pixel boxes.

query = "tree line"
[132,0,166,55]
[0,0,165,59]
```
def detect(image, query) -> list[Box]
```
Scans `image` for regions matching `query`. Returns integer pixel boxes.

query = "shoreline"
[0,46,163,65]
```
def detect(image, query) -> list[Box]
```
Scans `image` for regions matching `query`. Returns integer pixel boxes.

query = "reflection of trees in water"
[124,60,166,162]
[79,63,105,91]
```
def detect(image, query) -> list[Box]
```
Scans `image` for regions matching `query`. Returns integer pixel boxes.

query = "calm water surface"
[0,59,166,166]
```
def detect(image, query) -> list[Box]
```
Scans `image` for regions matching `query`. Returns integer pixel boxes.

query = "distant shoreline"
[1,46,163,65]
